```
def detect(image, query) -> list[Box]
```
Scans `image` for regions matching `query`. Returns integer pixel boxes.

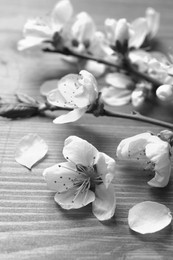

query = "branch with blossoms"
[1,70,173,130]
[12,0,173,232]
[17,0,173,108]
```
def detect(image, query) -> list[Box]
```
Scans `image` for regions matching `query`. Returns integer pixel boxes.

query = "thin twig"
[102,109,173,129]
[43,47,162,89]
[43,103,173,129]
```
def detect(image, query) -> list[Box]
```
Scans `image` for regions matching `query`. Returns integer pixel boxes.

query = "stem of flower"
[43,102,173,129]
[102,109,173,129]
[124,57,162,91]
[43,47,119,68]
[43,47,162,89]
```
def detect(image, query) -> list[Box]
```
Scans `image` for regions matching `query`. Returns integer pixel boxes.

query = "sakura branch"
[43,47,162,90]
[18,0,173,108]
[1,70,173,130]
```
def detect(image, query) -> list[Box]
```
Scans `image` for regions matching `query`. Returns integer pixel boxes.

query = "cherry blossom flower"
[67,12,96,53]
[104,8,159,50]
[101,72,134,106]
[47,70,99,124]
[104,18,129,48]
[18,0,73,50]
[101,72,151,107]
[116,131,172,187]
[43,136,116,221]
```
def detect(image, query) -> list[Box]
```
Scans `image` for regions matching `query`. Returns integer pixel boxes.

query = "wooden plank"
[0,0,173,259]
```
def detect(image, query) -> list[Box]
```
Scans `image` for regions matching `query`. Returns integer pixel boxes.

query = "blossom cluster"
[18,0,173,108]
[15,0,173,232]
[42,130,173,220]
[15,130,173,230]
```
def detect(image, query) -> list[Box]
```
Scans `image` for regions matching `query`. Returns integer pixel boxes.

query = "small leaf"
[15,133,48,169]
[16,93,38,106]
[0,103,38,118]
[128,201,172,234]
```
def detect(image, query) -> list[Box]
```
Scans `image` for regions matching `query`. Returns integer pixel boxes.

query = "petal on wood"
[15,133,48,169]
[128,201,172,234]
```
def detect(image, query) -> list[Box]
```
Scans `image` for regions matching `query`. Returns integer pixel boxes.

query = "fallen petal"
[128,201,172,234]
[15,133,48,169]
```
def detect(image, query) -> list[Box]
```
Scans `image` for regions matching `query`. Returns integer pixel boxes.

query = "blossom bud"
[51,0,73,31]
[156,84,173,102]
[158,130,173,145]
[115,19,129,45]
[131,89,145,107]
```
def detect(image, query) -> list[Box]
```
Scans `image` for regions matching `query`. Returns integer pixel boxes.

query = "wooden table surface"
[1,0,173,259]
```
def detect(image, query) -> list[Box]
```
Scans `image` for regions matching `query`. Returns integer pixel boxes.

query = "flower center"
[76,164,102,191]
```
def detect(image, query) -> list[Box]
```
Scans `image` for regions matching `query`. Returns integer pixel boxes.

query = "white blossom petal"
[48,87,76,108]
[63,136,98,166]
[15,133,48,169]
[105,72,133,89]
[101,86,131,106]
[167,65,173,76]
[84,60,106,78]
[92,183,116,221]
[115,18,129,45]
[53,107,87,124]
[78,70,98,102]
[71,12,95,43]
[145,142,171,187]
[146,7,160,38]
[23,18,53,38]
[128,201,172,234]
[43,162,78,192]
[54,187,95,209]
[95,152,116,188]
[116,132,152,160]
[131,88,145,107]
[51,0,73,31]
[18,36,47,51]
[129,18,148,48]
[156,84,173,102]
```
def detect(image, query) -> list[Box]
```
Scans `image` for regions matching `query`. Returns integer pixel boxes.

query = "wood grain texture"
[0,0,173,259]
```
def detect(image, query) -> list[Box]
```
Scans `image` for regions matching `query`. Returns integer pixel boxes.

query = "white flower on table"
[116,131,173,188]
[43,136,116,221]
[47,70,99,124]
